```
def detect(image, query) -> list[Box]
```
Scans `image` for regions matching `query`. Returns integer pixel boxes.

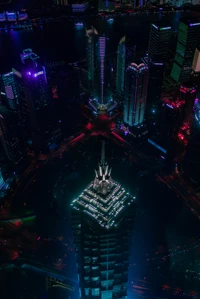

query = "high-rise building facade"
[0,71,18,110]
[17,49,57,154]
[147,23,172,104]
[71,142,136,299]
[124,62,148,127]
[86,26,98,91]
[95,36,113,105]
[116,36,136,104]
[0,105,24,164]
[171,18,200,83]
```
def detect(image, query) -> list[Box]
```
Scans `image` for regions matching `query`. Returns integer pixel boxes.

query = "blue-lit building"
[95,36,113,105]
[71,142,136,299]
[0,71,19,110]
[124,62,148,127]
[116,36,136,104]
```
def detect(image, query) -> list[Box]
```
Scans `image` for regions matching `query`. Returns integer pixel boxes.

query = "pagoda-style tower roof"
[71,142,136,229]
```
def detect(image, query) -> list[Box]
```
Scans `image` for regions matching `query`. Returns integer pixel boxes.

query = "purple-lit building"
[95,36,113,105]
[17,49,58,154]
[71,0,89,12]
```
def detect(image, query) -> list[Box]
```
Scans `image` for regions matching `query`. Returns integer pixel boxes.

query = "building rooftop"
[151,22,171,31]
[71,142,136,229]
[180,17,200,27]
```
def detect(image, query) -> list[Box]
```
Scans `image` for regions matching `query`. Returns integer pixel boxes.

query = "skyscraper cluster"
[0,48,60,166]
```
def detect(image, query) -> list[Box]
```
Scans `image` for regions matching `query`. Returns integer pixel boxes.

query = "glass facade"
[95,36,113,105]
[171,19,200,83]
[124,63,148,127]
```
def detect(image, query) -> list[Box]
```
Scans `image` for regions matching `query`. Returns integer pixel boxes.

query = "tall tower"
[171,18,200,83]
[179,81,197,124]
[17,49,56,154]
[147,23,172,104]
[124,62,148,127]
[116,36,136,104]
[95,36,113,105]
[71,142,136,299]
[86,26,98,91]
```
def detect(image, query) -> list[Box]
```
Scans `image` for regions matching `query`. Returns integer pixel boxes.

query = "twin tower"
[86,27,148,127]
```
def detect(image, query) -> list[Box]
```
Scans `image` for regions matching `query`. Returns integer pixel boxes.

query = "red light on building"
[178,133,184,140]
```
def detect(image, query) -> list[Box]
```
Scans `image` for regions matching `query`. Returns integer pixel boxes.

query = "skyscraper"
[124,62,148,127]
[0,71,18,110]
[171,18,200,83]
[17,49,56,154]
[71,142,136,299]
[86,26,98,91]
[147,22,172,104]
[0,105,24,164]
[95,36,113,105]
[116,36,136,104]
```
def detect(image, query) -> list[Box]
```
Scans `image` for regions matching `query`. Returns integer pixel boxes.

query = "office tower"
[0,105,24,164]
[71,142,136,299]
[124,62,148,127]
[147,23,172,104]
[116,36,136,104]
[0,168,4,189]
[86,26,98,91]
[18,49,57,154]
[171,18,200,83]
[192,46,200,74]
[179,81,197,124]
[0,71,18,110]
[95,36,113,105]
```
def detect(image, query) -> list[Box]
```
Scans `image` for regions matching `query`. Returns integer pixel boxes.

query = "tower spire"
[101,141,105,165]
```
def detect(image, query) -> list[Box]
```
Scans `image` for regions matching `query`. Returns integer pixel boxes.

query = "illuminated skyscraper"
[147,23,172,103]
[95,36,113,105]
[18,49,56,154]
[71,141,136,299]
[116,36,136,103]
[86,26,98,91]
[0,71,18,110]
[0,105,24,164]
[124,62,148,127]
[171,18,200,83]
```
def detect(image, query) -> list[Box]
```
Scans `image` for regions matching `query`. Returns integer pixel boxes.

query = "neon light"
[152,24,158,30]
[27,72,31,76]
[33,71,44,78]
[160,27,171,30]
[190,23,200,27]
[148,139,167,154]
[166,103,174,109]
